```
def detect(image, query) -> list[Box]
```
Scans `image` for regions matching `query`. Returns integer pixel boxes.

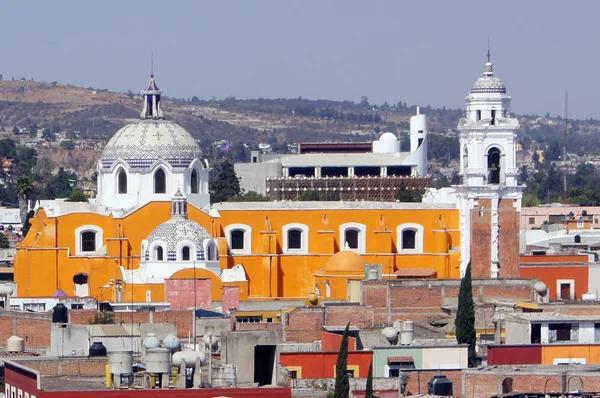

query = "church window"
[476,110,481,121]
[288,229,302,249]
[397,223,424,253]
[231,230,245,250]
[154,168,166,194]
[154,246,164,261]
[225,224,252,254]
[345,229,359,250]
[487,147,501,184]
[206,240,218,261]
[182,246,191,261]
[81,231,96,252]
[325,281,331,298]
[117,168,127,194]
[191,169,199,194]
[402,229,416,250]
[339,223,366,253]
[491,109,496,125]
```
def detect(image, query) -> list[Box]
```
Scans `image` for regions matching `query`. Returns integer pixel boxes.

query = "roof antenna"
[487,36,491,63]
[151,52,154,77]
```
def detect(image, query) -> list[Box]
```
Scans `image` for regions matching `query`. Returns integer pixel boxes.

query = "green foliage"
[298,190,340,201]
[52,167,73,198]
[0,232,9,249]
[41,129,56,142]
[22,210,35,238]
[0,139,17,159]
[365,362,374,398]
[396,182,426,202]
[60,140,75,150]
[209,159,241,203]
[455,262,477,367]
[12,126,19,135]
[88,311,115,324]
[235,191,270,202]
[29,123,38,137]
[334,323,350,398]
[543,139,563,162]
[66,190,88,202]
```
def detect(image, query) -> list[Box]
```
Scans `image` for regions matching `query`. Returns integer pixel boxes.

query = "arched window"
[231,230,245,250]
[502,377,513,394]
[402,229,416,250]
[154,246,164,261]
[182,246,191,261]
[487,147,501,184]
[339,223,367,253]
[117,168,127,194]
[345,229,359,250]
[397,223,425,253]
[325,281,331,298]
[154,168,166,193]
[191,169,199,194]
[81,231,96,252]
[206,241,218,261]
[288,229,302,249]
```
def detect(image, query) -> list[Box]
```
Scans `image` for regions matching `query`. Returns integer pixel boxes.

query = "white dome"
[379,132,398,142]
[145,218,213,261]
[101,120,201,170]
[471,76,506,94]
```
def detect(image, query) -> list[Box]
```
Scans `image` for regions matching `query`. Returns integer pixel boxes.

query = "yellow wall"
[542,345,600,365]
[15,202,461,302]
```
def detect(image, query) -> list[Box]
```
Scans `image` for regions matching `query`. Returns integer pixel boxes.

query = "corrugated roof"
[388,356,414,364]
[508,313,600,322]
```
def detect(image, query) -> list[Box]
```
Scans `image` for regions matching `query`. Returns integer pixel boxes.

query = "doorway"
[254,345,276,386]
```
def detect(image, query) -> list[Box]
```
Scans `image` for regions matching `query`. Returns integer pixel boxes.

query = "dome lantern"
[171,188,188,218]
[140,75,163,119]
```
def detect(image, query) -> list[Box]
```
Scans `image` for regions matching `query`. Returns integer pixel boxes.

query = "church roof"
[100,120,202,170]
[471,52,506,94]
[146,218,212,257]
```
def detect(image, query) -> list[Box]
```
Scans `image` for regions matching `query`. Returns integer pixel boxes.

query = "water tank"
[145,348,171,374]
[400,320,414,345]
[172,350,206,368]
[143,333,160,350]
[52,303,69,323]
[203,334,220,351]
[381,327,398,345]
[534,281,548,297]
[108,351,134,375]
[428,374,453,396]
[583,292,597,301]
[0,284,14,296]
[163,334,181,353]
[7,335,24,353]
[89,341,107,357]
[367,268,379,281]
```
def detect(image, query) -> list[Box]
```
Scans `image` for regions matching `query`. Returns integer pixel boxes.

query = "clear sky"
[1,1,598,119]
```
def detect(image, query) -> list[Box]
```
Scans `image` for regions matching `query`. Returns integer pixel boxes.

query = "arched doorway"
[487,147,501,184]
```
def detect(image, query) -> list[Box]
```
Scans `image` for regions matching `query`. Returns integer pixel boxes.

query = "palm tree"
[17,176,34,228]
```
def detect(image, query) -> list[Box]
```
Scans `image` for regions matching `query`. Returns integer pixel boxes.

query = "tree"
[455,261,476,367]
[21,210,35,238]
[52,167,72,198]
[236,191,269,202]
[17,176,34,228]
[334,322,351,398]
[0,138,16,158]
[0,232,9,249]
[209,159,241,203]
[60,140,75,150]
[365,362,374,398]
[66,190,88,202]
[29,123,39,137]
[12,126,19,135]
[396,182,425,202]
[41,129,56,142]
[543,139,562,162]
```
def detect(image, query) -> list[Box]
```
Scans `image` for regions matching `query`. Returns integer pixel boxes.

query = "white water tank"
[143,333,161,350]
[400,320,414,345]
[7,335,24,353]
[108,351,134,375]
[163,334,181,353]
[381,327,398,345]
[172,350,206,368]
[0,284,13,309]
[145,348,171,374]
[583,292,597,301]
[367,268,379,281]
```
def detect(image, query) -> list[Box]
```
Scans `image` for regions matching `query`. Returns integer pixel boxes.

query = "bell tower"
[456,51,523,278]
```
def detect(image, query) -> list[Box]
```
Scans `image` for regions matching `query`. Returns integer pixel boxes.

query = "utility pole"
[563,91,568,204]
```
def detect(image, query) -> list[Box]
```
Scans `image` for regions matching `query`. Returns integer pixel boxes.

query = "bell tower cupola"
[140,75,164,119]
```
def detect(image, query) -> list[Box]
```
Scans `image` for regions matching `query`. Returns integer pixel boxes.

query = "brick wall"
[222,285,240,314]
[0,311,51,350]
[498,198,519,278]
[165,278,212,311]
[286,307,325,343]
[12,357,107,377]
[471,198,492,278]
[325,306,373,329]
[404,369,462,397]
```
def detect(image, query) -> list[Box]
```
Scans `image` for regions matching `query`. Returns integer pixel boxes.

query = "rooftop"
[265,152,412,167]
[212,201,454,211]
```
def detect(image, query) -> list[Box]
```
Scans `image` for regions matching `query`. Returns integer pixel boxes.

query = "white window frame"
[397,223,424,253]
[556,279,575,300]
[339,223,367,253]
[148,241,166,261]
[577,219,584,228]
[203,238,219,261]
[225,224,252,254]
[176,240,196,262]
[74,225,104,256]
[115,166,128,195]
[282,223,309,254]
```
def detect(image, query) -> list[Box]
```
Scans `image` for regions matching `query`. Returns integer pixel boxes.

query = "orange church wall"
[15,202,462,302]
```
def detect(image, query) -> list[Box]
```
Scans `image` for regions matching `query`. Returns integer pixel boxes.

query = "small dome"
[471,76,506,94]
[324,251,367,272]
[101,120,201,170]
[379,132,397,142]
[146,218,213,261]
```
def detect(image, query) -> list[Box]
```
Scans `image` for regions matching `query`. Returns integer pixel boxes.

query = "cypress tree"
[334,322,350,398]
[455,261,477,367]
[365,362,374,398]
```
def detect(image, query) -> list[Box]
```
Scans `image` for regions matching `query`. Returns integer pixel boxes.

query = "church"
[13,54,522,306]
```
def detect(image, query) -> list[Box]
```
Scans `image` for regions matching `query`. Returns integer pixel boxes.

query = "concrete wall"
[195,318,231,337]
[503,318,530,345]
[221,330,280,386]
[372,345,467,377]
[235,162,281,195]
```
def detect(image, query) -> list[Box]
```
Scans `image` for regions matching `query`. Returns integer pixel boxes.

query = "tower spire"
[487,37,490,63]
[140,73,163,120]
[484,39,493,77]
